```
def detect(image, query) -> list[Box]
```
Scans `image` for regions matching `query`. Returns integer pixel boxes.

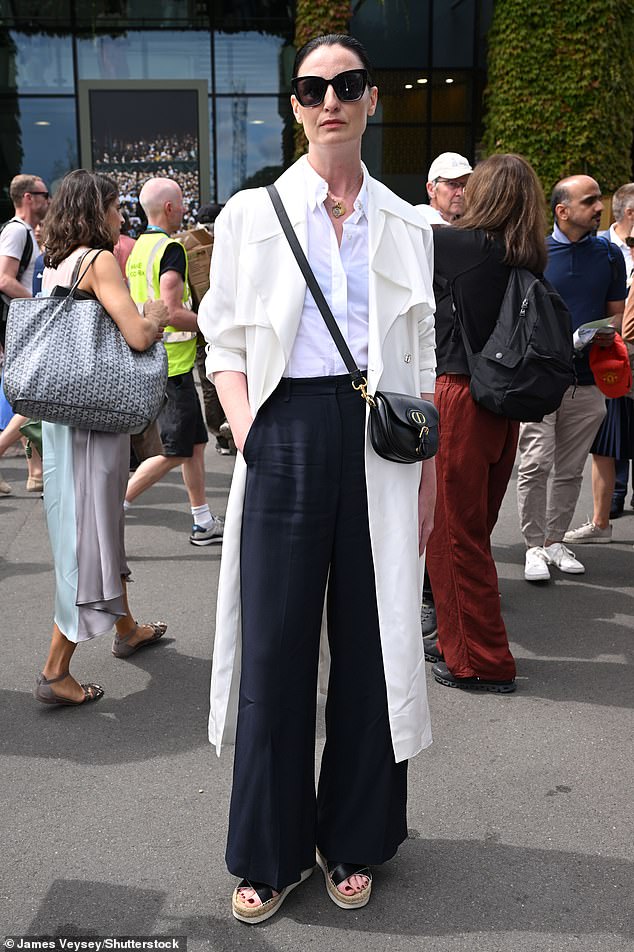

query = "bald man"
[125,177,223,545]
[517,175,626,581]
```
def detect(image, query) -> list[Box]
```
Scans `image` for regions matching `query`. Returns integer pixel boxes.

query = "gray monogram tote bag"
[4,250,168,434]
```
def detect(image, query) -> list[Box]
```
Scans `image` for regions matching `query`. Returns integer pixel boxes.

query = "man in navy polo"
[517,175,626,582]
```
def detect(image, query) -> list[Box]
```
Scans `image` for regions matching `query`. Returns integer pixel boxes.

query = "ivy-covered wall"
[292,0,351,157]
[483,0,634,195]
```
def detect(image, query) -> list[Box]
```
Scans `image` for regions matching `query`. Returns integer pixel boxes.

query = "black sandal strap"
[327,862,371,888]
[237,879,277,905]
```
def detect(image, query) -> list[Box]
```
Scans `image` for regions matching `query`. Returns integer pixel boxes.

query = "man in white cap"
[416,152,473,227]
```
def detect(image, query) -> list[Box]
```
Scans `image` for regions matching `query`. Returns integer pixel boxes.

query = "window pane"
[351,0,430,69]
[431,72,470,122]
[362,125,428,205]
[432,0,476,68]
[430,126,471,162]
[217,0,293,32]
[0,1,71,25]
[0,97,77,195]
[0,31,74,95]
[77,31,211,87]
[72,1,207,27]
[214,31,292,94]
[215,96,292,202]
[371,71,430,124]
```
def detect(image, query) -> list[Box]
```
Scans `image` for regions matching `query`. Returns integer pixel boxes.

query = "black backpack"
[453,267,575,422]
[0,218,33,346]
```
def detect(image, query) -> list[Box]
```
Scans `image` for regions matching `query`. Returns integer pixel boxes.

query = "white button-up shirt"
[284,160,369,377]
[607,224,633,287]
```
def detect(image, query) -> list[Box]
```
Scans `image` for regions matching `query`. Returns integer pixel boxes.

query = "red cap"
[589,333,632,398]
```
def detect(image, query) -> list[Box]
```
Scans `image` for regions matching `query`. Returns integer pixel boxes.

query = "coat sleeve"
[197,199,247,377]
[415,221,436,395]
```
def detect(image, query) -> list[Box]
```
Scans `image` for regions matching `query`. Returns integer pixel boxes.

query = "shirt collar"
[609,224,626,249]
[303,155,368,218]
[552,222,592,244]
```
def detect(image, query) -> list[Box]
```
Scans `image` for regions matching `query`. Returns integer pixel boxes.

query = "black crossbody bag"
[266,185,438,464]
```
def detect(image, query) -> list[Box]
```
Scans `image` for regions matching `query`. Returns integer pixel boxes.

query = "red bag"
[589,333,632,398]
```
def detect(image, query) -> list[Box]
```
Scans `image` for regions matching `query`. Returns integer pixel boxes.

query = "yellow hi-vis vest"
[126,230,197,377]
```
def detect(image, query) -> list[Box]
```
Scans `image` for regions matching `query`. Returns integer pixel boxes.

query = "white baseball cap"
[427,152,473,183]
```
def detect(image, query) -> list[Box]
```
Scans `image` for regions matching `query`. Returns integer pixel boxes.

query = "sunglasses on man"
[292,69,369,108]
[28,191,49,199]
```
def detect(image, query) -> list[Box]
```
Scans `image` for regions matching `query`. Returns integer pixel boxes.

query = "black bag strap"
[597,235,621,285]
[0,218,33,281]
[64,249,105,305]
[265,184,368,392]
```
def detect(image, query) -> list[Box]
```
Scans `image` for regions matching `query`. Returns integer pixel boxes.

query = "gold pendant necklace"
[327,173,363,220]
[329,198,345,218]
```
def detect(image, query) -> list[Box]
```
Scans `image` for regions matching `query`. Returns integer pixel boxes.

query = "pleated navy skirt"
[591,396,634,458]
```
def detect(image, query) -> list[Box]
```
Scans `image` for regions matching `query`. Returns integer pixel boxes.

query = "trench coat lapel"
[243,164,309,362]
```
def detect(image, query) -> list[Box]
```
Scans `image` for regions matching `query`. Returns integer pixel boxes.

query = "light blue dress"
[42,248,130,642]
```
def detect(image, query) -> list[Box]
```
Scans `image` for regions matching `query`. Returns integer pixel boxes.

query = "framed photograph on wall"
[78,80,210,233]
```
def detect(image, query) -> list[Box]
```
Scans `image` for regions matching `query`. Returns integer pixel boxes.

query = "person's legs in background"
[610,458,630,518]
[195,341,233,455]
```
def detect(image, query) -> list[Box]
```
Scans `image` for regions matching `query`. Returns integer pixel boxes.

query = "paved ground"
[1,439,633,952]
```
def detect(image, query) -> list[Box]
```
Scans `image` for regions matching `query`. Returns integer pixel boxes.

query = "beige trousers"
[517,384,607,547]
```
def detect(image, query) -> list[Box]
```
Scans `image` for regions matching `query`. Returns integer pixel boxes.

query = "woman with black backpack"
[425,153,548,694]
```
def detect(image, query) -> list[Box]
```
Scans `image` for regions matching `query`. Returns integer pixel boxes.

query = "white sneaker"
[524,546,551,581]
[543,542,585,574]
[563,521,612,544]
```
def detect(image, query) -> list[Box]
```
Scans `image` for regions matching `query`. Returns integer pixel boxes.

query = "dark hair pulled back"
[293,34,373,84]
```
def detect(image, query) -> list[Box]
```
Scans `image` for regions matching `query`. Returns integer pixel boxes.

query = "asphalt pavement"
[1,437,633,952]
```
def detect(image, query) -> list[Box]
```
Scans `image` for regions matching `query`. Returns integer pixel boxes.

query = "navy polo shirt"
[545,227,626,385]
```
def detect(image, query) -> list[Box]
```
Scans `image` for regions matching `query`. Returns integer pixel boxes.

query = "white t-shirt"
[0,217,37,302]
[414,204,451,227]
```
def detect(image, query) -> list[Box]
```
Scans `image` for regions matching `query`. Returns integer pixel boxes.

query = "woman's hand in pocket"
[235,419,254,456]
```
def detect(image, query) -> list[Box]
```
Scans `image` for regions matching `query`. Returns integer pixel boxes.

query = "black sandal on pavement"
[316,849,372,909]
[34,671,104,706]
[112,621,167,659]
[232,866,314,924]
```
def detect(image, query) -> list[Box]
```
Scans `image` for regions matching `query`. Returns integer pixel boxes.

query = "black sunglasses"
[28,190,49,199]
[292,69,369,107]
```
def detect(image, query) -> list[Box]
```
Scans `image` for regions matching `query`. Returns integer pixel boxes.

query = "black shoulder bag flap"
[265,184,437,464]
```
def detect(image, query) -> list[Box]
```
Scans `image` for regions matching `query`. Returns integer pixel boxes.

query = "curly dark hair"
[43,169,118,268]
[458,154,548,274]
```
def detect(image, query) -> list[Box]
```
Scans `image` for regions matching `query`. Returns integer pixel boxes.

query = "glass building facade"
[0,0,494,220]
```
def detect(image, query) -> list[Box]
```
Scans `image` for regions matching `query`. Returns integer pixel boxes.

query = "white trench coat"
[198,157,436,764]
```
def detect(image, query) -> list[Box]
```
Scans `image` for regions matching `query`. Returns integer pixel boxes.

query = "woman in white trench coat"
[198,34,436,924]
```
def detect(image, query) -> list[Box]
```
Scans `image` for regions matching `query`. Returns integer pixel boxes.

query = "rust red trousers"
[426,375,518,680]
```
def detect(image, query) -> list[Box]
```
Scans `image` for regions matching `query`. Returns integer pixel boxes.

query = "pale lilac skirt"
[42,422,130,642]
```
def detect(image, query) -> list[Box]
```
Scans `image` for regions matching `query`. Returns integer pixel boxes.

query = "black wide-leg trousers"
[226,375,408,891]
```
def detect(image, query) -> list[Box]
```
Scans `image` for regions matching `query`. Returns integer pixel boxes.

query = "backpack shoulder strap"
[1,218,33,280]
[597,235,619,284]
[438,253,498,356]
